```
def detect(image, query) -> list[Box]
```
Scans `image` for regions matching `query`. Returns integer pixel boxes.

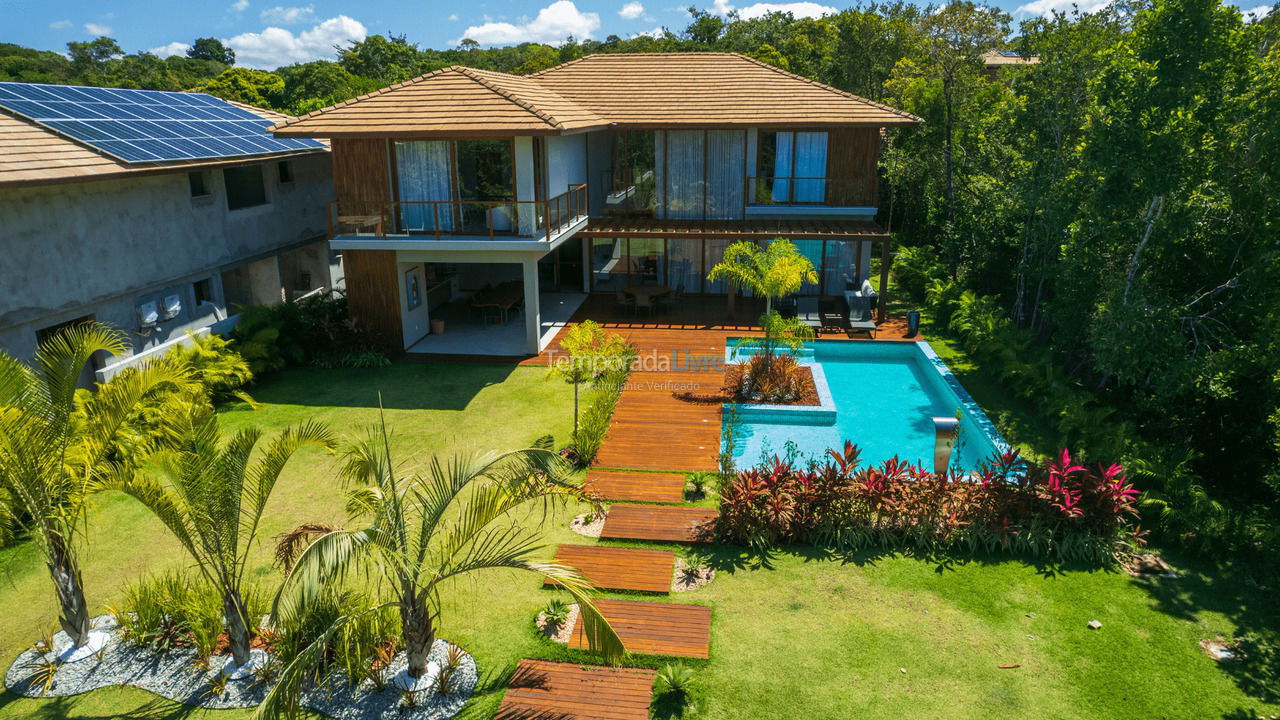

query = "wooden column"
[877,239,891,324]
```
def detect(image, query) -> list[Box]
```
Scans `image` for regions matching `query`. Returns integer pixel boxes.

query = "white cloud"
[630,26,665,38]
[1013,0,1111,17]
[261,4,315,24]
[84,22,113,36]
[227,15,368,68]
[1242,4,1272,21]
[49,20,72,30]
[619,1,646,19]
[150,41,192,58]
[232,0,250,11]
[716,1,837,19]
[460,1,600,45]
[448,13,459,21]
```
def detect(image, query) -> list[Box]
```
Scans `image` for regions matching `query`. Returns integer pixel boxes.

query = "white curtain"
[395,141,453,231]
[667,239,701,293]
[706,130,745,219]
[793,131,828,203]
[663,130,705,219]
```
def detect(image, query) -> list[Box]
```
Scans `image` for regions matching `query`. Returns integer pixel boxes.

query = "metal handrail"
[327,184,588,242]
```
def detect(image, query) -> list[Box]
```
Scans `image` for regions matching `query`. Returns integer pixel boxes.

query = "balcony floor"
[406,292,587,357]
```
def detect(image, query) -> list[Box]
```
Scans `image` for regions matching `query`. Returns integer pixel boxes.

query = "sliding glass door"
[394,139,514,234]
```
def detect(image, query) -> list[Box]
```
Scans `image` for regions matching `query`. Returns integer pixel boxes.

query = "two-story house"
[269,52,920,356]
[0,83,335,383]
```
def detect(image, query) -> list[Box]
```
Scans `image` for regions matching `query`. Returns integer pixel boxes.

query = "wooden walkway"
[546,544,674,594]
[600,505,718,544]
[496,659,656,720]
[569,599,712,659]
[584,470,686,504]
[526,295,918,474]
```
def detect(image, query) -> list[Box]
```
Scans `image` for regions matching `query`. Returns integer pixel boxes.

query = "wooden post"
[854,239,863,285]
[877,239,891,324]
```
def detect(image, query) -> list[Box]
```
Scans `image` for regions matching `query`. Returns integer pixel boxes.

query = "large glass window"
[395,140,514,234]
[455,139,514,232]
[605,131,657,215]
[757,131,828,204]
[661,130,705,219]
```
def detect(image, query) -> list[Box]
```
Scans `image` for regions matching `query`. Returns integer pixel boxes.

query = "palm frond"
[273,527,376,625]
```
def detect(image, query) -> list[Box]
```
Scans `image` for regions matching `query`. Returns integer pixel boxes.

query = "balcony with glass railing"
[326,184,589,248]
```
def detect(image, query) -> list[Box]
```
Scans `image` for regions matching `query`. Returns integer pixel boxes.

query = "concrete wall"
[546,134,588,198]
[0,153,333,362]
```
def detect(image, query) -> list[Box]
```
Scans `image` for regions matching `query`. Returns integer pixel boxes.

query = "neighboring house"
[0,83,336,383]
[982,49,1040,78]
[269,52,921,355]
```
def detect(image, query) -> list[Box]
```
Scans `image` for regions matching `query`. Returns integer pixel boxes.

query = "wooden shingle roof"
[534,53,921,128]
[0,100,325,188]
[271,66,608,138]
[270,52,920,138]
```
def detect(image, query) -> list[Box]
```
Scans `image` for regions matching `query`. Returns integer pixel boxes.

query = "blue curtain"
[793,132,828,203]
[395,141,453,232]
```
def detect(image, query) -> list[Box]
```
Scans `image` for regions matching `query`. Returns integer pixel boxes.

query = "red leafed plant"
[716,443,1140,564]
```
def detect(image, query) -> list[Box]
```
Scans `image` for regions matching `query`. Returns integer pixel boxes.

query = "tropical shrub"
[891,244,946,302]
[569,342,637,463]
[112,572,224,658]
[167,333,253,402]
[230,294,385,375]
[717,442,1139,564]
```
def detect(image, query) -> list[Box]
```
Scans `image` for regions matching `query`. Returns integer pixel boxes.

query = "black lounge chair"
[847,295,878,339]
[797,297,823,336]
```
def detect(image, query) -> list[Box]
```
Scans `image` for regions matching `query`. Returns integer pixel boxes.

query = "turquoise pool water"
[724,341,1006,472]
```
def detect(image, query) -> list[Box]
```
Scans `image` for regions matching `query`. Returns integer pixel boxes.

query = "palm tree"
[706,237,819,316]
[0,323,192,651]
[258,418,624,715]
[99,406,335,669]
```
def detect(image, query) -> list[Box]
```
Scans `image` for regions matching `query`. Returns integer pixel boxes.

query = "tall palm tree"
[706,237,819,315]
[0,323,192,650]
[258,419,624,716]
[100,406,335,668]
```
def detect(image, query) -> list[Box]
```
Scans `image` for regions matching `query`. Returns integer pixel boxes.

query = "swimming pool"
[723,341,1008,472]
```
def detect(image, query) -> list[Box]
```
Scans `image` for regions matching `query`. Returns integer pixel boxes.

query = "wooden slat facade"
[600,505,718,544]
[827,127,880,206]
[569,599,712,659]
[341,249,401,351]
[496,659,656,720]
[584,470,687,504]
[546,544,675,594]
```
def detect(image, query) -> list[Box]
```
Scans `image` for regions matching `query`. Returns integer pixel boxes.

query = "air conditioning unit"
[161,294,182,320]
[137,301,159,329]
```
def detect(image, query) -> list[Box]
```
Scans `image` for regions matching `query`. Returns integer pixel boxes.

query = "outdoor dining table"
[471,282,523,323]
[624,285,671,300]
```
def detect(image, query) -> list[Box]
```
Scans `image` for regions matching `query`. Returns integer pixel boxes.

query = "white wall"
[398,262,430,348]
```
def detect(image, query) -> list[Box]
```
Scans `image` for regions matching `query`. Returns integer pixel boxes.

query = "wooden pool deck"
[568,598,712,659]
[546,544,675,594]
[496,659,656,720]
[584,469,687,504]
[600,504,718,544]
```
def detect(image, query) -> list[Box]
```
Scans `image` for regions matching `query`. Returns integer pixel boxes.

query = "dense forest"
[2,0,1278,569]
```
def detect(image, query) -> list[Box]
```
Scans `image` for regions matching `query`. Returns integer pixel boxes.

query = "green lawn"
[0,358,1275,719]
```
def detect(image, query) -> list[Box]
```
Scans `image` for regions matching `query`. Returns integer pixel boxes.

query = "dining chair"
[634,293,654,318]
[615,290,635,315]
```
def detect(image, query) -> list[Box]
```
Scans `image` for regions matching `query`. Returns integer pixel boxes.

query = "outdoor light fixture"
[933,416,960,475]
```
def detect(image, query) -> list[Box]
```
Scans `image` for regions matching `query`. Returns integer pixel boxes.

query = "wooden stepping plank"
[600,504,718,544]
[496,659,656,720]
[584,470,686,504]
[546,544,674,594]
[570,598,711,659]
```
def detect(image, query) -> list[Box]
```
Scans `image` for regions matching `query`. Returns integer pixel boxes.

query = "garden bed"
[722,363,820,406]
[5,615,478,720]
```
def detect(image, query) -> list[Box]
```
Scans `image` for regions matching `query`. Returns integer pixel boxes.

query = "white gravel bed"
[5,615,477,720]
[569,512,606,538]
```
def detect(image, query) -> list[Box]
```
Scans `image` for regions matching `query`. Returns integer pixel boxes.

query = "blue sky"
[4,0,1273,69]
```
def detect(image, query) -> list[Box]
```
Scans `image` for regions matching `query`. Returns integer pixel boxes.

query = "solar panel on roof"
[0,82,324,165]
[998,50,1022,58]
